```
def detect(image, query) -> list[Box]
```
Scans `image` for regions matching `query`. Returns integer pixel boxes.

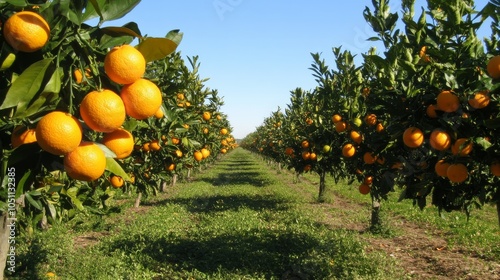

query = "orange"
[350,130,363,144]
[120,78,162,120]
[171,137,180,145]
[216,114,222,121]
[309,152,317,161]
[80,89,125,132]
[150,140,161,151]
[104,44,145,84]
[434,159,450,177]
[142,142,151,152]
[174,149,183,158]
[301,151,311,160]
[403,127,424,148]
[468,91,490,109]
[203,127,209,134]
[331,114,342,123]
[364,114,377,126]
[335,121,347,133]
[429,129,451,151]
[342,143,356,158]
[419,46,431,62]
[194,151,203,162]
[363,152,377,164]
[221,148,228,154]
[73,68,91,84]
[436,90,460,113]
[446,163,468,183]
[201,148,210,159]
[490,162,500,176]
[202,111,211,121]
[303,164,312,172]
[166,163,176,171]
[451,138,473,156]
[220,128,228,135]
[102,128,134,159]
[487,55,500,79]
[426,104,438,118]
[63,142,106,181]
[3,11,50,53]
[11,126,37,148]
[154,107,164,119]
[305,117,313,125]
[358,183,371,195]
[301,140,310,149]
[375,123,384,133]
[364,176,373,185]
[285,147,294,156]
[36,111,82,155]
[110,176,124,188]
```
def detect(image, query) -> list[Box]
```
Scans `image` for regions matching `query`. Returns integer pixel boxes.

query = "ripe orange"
[120,78,162,120]
[63,142,106,181]
[363,152,377,164]
[194,151,203,162]
[301,150,311,160]
[446,163,468,183]
[303,164,312,172]
[174,149,183,158]
[342,143,356,158]
[350,130,363,144]
[36,111,82,155]
[202,111,211,121]
[305,117,313,125]
[110,176,124,188]
[104,44,145,84]
[487,55,500,79]
[335,121,347,133]
[11,126,37,148]
[451,138,473,156]
[364,176,373,185]
[426,104,438,118]
[364,114,377,126]
[436,90,460,113]
[203,127,209,134]
[80,89,125,132]
[429,129,451,151]
[220,128,228,135]
[166,163,175,171]
[73,68,91,84]
[301,140,310,149]
[331,114,342,123]
[468,91,490,109]
[142,142,151,152]
[171,137,180,145]
[201,148,210,159]
[221,148,227,154]
[375,123,384,133]
[434,159,450,177]
[419,46,431,62]
[403,127,424,148]
[309,152,317,161]
[3,11,50,53]
[490,162,500,176]
[285,147,294,156]
[154,107,164,119]
[150,140,161,151]
[359,183,371,195]
[102,128,134,159]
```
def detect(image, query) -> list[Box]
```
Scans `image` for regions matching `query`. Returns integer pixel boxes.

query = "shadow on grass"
[105,228,333,279]
[201,171,273,187]
[167,193,290,213]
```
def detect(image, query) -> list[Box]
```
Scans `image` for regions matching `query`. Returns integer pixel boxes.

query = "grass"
[10,148,404,280]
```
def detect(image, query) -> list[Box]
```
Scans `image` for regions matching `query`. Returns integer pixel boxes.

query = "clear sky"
[106,0,490,139]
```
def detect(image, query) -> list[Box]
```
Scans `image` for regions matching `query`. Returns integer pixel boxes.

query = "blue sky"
[107,0,490,139]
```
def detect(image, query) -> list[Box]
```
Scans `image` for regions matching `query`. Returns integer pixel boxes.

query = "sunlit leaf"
[136,35,183,62]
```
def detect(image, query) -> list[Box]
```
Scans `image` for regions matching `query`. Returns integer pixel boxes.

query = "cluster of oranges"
[7,10,163,182]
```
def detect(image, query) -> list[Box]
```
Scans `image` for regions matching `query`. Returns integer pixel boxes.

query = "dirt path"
[275,169,500,280]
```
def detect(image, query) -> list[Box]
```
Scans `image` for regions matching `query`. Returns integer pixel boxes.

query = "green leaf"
[105,157,131,181]
[15,66,62,118]
[136,35,183,63]
[66,187,84,211]
[0,58,54,111]
[25,192,43,210]
[84,0,141,24]
[101,22,142,38]
[15,169,33,199]
[47,203,57,220]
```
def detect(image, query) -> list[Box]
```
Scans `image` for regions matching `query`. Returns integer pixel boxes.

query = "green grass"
[11,148,404,280]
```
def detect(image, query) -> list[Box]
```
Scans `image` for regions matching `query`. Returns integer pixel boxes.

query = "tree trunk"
[134,192,142,208]
[161,180,168,192]
[277,162,282,173]
[187,169,191,179]
[318,170,327,202]
[497,198,500,227]
[171,174,178,187]
[0,212,10,280]
[370,194,382,232]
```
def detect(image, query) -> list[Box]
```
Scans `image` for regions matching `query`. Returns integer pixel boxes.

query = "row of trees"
[241,0,500,230]
[0,0,236,277]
